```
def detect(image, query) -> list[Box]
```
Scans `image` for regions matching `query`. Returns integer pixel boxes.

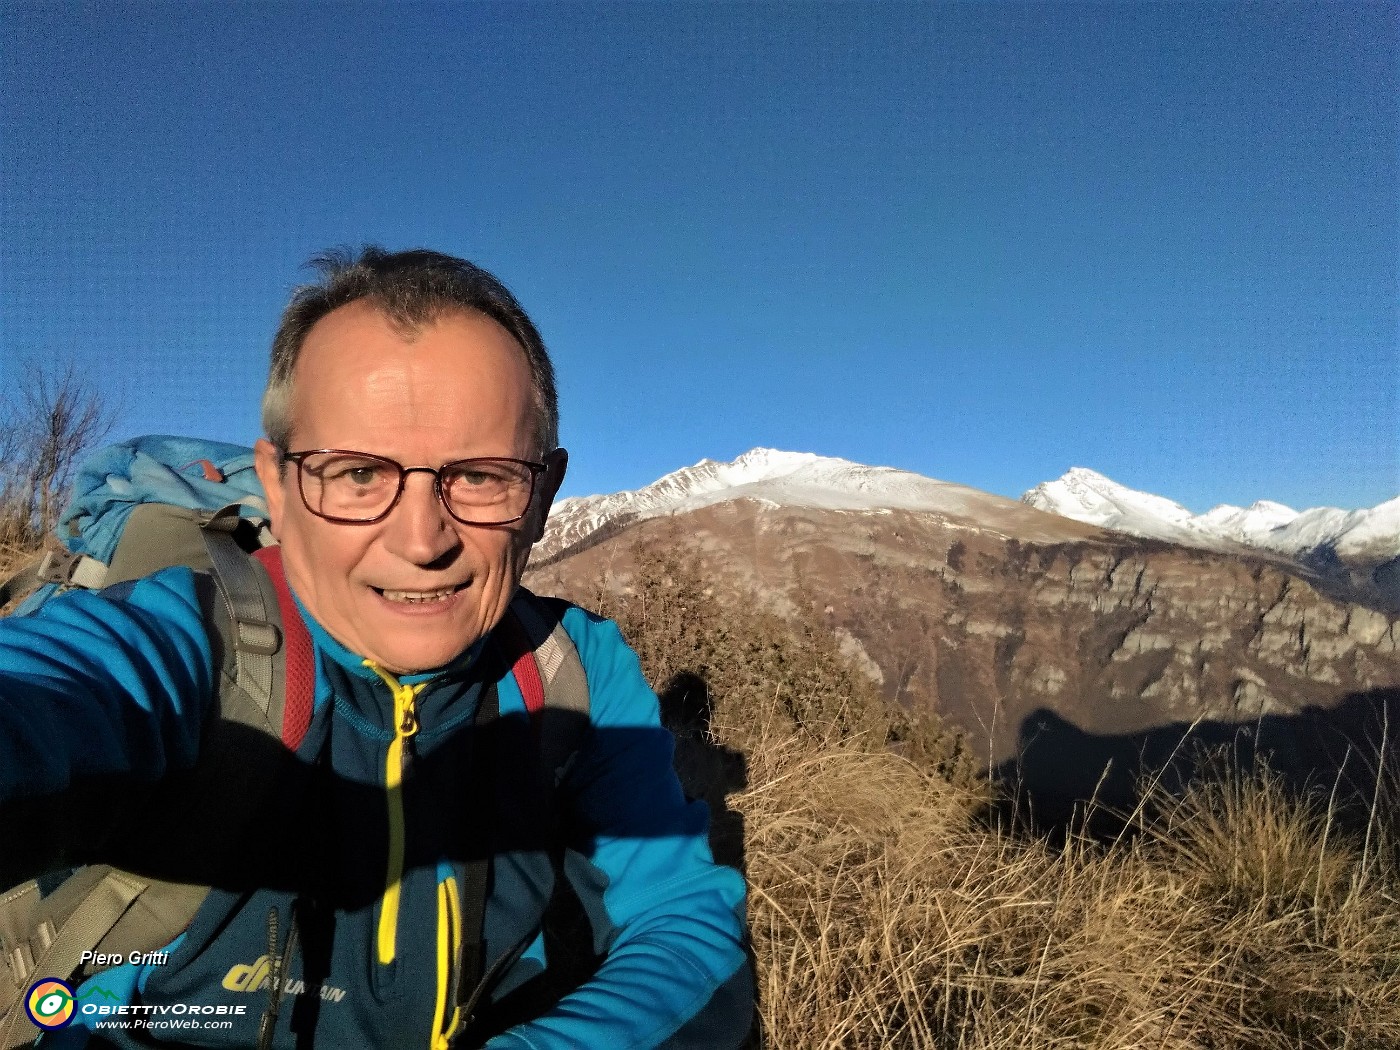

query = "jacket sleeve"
[485,608,753,1050]
[0,567,215,804]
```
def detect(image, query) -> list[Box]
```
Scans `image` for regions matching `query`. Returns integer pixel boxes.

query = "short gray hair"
[262,246,559,457]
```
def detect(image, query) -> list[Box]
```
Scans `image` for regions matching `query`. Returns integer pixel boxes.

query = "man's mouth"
[373,584,467,604]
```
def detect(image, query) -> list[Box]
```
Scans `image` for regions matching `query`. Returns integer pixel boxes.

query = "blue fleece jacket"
[0,568,751,1048]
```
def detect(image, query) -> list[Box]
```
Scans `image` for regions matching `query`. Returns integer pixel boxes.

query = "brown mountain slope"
[525,499,1400,787]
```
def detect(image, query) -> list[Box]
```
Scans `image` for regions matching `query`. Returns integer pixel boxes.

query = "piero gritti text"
[79,950,171,967]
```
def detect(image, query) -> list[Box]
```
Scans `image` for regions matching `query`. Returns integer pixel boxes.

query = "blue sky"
[2,1,1395,513]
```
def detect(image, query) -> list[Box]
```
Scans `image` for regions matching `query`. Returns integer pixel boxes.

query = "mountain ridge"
[544,450,1396,578]
[539,448,1105,567]
[527,460,1400,772]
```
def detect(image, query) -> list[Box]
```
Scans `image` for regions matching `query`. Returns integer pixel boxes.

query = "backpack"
[0,435,590,1048]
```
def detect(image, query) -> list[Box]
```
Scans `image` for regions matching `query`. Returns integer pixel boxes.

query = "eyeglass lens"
[296,452,534,524]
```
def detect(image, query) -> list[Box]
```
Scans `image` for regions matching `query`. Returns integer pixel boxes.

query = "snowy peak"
[553,448,978,517]
[1024,469,1397,611]
[724,447,826,476]
[1196,500,1299,540]
[1021,467,1197,542]
[1023,470,1398,563]
[616,447,835,506]
[541,448,1042,561]
[1332,497,1400,559]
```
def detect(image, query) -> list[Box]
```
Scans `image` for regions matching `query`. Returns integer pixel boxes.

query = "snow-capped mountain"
[1023,467,1400,610]
[1021,467,1399,561]
[537,450,1397,612]
[527,451,1400,777]
[540,447,1091,562]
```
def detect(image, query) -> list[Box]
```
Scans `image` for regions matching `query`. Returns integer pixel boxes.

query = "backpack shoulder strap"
[455,594,593,1034]
[458,593,604,1038]
[498,587,591,786]
[249,546,314,750]
[199,507,282,729]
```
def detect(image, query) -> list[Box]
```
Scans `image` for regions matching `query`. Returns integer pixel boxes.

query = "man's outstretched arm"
[0,568,215,874]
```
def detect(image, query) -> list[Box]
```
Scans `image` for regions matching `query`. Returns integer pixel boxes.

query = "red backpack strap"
[494,606,547,739]
[251,547,315,750]
[495,589,591,768]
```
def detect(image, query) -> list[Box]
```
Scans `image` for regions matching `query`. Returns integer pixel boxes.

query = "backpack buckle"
[235,619,282,657]
[36,549,109,590]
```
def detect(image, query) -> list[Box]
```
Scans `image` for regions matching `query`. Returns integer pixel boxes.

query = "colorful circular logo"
[25,979,76,1030]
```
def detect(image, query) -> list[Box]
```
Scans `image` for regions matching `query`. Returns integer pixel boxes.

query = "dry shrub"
[0,360,117,549]
[0,542,35,588]
[0,360,117,599]
[567,536,1400,1048]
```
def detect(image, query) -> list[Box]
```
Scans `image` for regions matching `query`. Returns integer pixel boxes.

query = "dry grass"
[730,705,1400,1048]
[583,543,1400,1049]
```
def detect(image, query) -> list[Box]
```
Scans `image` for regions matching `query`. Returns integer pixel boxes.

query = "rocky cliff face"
[525,499,1400,779]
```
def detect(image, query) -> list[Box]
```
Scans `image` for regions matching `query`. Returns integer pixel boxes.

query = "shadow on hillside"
[989,687,1400,835]
[657,670,761,1048]
[659,671,751,876]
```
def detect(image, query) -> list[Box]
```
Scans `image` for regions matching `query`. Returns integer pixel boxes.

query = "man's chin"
[357,603,485,675]
[368,638,478,676]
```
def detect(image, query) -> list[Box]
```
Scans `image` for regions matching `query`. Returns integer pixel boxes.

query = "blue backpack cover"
[10,435,267,615]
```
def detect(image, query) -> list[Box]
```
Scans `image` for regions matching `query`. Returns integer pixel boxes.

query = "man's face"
[253,301,566,674]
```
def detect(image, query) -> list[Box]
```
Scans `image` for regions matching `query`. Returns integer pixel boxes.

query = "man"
[0,248,752,1047]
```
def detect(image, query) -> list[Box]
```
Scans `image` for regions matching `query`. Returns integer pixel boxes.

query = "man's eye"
[321,461,387,485]
[450,464,513,486]
[345,467,381,485]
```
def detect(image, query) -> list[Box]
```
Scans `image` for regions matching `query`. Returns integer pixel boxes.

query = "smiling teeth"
[382,588,458,604]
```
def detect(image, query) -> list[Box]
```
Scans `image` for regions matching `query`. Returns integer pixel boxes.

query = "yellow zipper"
[432,875,464,1050]
[365,661,425,966]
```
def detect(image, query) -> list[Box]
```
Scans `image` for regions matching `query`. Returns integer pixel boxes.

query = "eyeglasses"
[280,449,547,526]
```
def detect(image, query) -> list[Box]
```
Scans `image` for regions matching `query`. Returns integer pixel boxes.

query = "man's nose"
[382,471,461,564]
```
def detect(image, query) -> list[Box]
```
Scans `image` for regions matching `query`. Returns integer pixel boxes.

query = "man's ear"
[252,438,287,540]
[526,447,569,545]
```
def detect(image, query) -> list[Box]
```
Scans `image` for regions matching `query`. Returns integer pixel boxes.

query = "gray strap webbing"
[509,590,590,784]
[90,881,209,964]
[0,563,40,610]
[0,870,148,1050]
[0,883,41,987]
[0,551,108,610]
[510,592,589,719]
[200,507,280,721]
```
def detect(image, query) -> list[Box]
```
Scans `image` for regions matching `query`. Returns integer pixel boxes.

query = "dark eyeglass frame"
[280,448,549,526]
